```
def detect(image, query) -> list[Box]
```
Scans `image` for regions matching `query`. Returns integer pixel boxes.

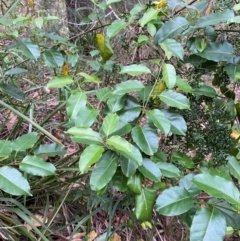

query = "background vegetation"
[1,0,240,240]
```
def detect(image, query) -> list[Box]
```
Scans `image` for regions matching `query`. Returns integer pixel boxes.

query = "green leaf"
[161,39,184,60]
[193,173,240,205]
[224,64,240,82]
[162,110,187,135]
[106,0,121,4]
[192,85,216,97]
[67,90,87,119]
[146,109,171,135]
[12,132,39,152]
[135,187,157,222]
[0,140,12,157]
[162,63,176,89]
[172,152,194,169]
[156,186,194,216]
[102,113,119,136]
[34,16,43,29]
[16,38,40,60]
[67,127,102,144]
[160,90,190,109]
[112,167,128,192]
[156,162,181,178]
[195,9,234,28]
[90,151,118,190]
[179,174,200,197]
[43,49,64,67]
[96,87,112,101]
[147,23,156,37]
[139,7,159,27]
[227,156,240,181]
[0,84,25,100]
[78,72,101,83]
[33,143,66,157]
[47,75,74,88]
[132,126,158,155]
[137,85,152,102]
[110,120,132,137]
[107,19,127,38]
[138,158,162,181]
[121,157,138,177]
[196,41,234,62]
[0,166,31,196]
[107,95,126,113]
[127,172,142,194]
[155,16,189,44]
[20,155,56,176]
[113,80,144,95]
[75,106,99,127]
[0,18,13,25]
[120,64,151,76]
[190,207,226,241]
[5,67,27,75]
[107,135,132,153]
[79,144,105,173]
[176,77,192,93]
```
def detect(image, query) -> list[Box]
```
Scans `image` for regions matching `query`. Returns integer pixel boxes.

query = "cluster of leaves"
[1,0,240,240]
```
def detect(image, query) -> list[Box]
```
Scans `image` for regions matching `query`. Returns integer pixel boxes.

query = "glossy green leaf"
[67,127,102,145]
[127,172,142,194]
[102,113,119,136]
[113,80,144,95]
[172,152,194,169]
[146,109,171,135]
[67,90,87,119]
[147,23,156,37]
[20,155,56,176]
[47,75,74,88]
[43,49,64,67]
[12,132,39,152]
[75,106,99,127]
[121,157,138,177]
[195,9,234,28]
[110,120,132,137]
[224,64,240,82]
[156,186,193,216]
[16,38,40,60]
[162,63,176,89]
[161,39,184,60]
[5,67,27,75]
[0,140,12,157]
[112,167,128,192]
[156,162,181,178]
[179,174,201,197]
[107,135,132,153]
[132,126,158,155]
[190,207,226,241]
[79,144,104,173]
[162,110,187,135]
[0,84,25,100]
[137,85,152,102]
[90,151,118,191]
[192,85,216,97]
[33,143,66,156]
[120,64,151,76]
[176,77,192,93]
[78,72,101,83]
[135,187,156,222]
[139,7,159,27]
[96,87,112,101]
[107,95,126,113]
[227,156,240,181]
[138,158,162,181]
[107,19,127,38]
[160,90,190,109]
[0,166,31,196]
[155,16,189,44]
[197,41,234,62]
[193,173,240,205]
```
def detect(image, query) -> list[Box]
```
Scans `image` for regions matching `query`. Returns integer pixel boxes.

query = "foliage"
[1,0,240,240]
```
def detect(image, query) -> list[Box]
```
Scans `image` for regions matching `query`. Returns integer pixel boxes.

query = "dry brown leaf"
[24,214,48,231]
[109,233,121,241]
[6,112,18,131]
[86,230,98,241]
[66,232,85,241]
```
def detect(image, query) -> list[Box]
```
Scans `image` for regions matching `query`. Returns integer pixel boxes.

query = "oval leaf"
[113,80,144,95]
[107,19,127,38]
[120,64,151,76]
[162,63,176,89]
[47,75,74,88]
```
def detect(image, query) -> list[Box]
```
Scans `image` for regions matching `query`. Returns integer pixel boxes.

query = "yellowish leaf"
[96,33,114,63]
[86,230,98,241]
[28,0,35,7]
[152,0,167,9]
[109,233,121,241]
[62,63,69,75]
[231,129,240,143]
[151,79,166,107]
[141,221,152,230]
